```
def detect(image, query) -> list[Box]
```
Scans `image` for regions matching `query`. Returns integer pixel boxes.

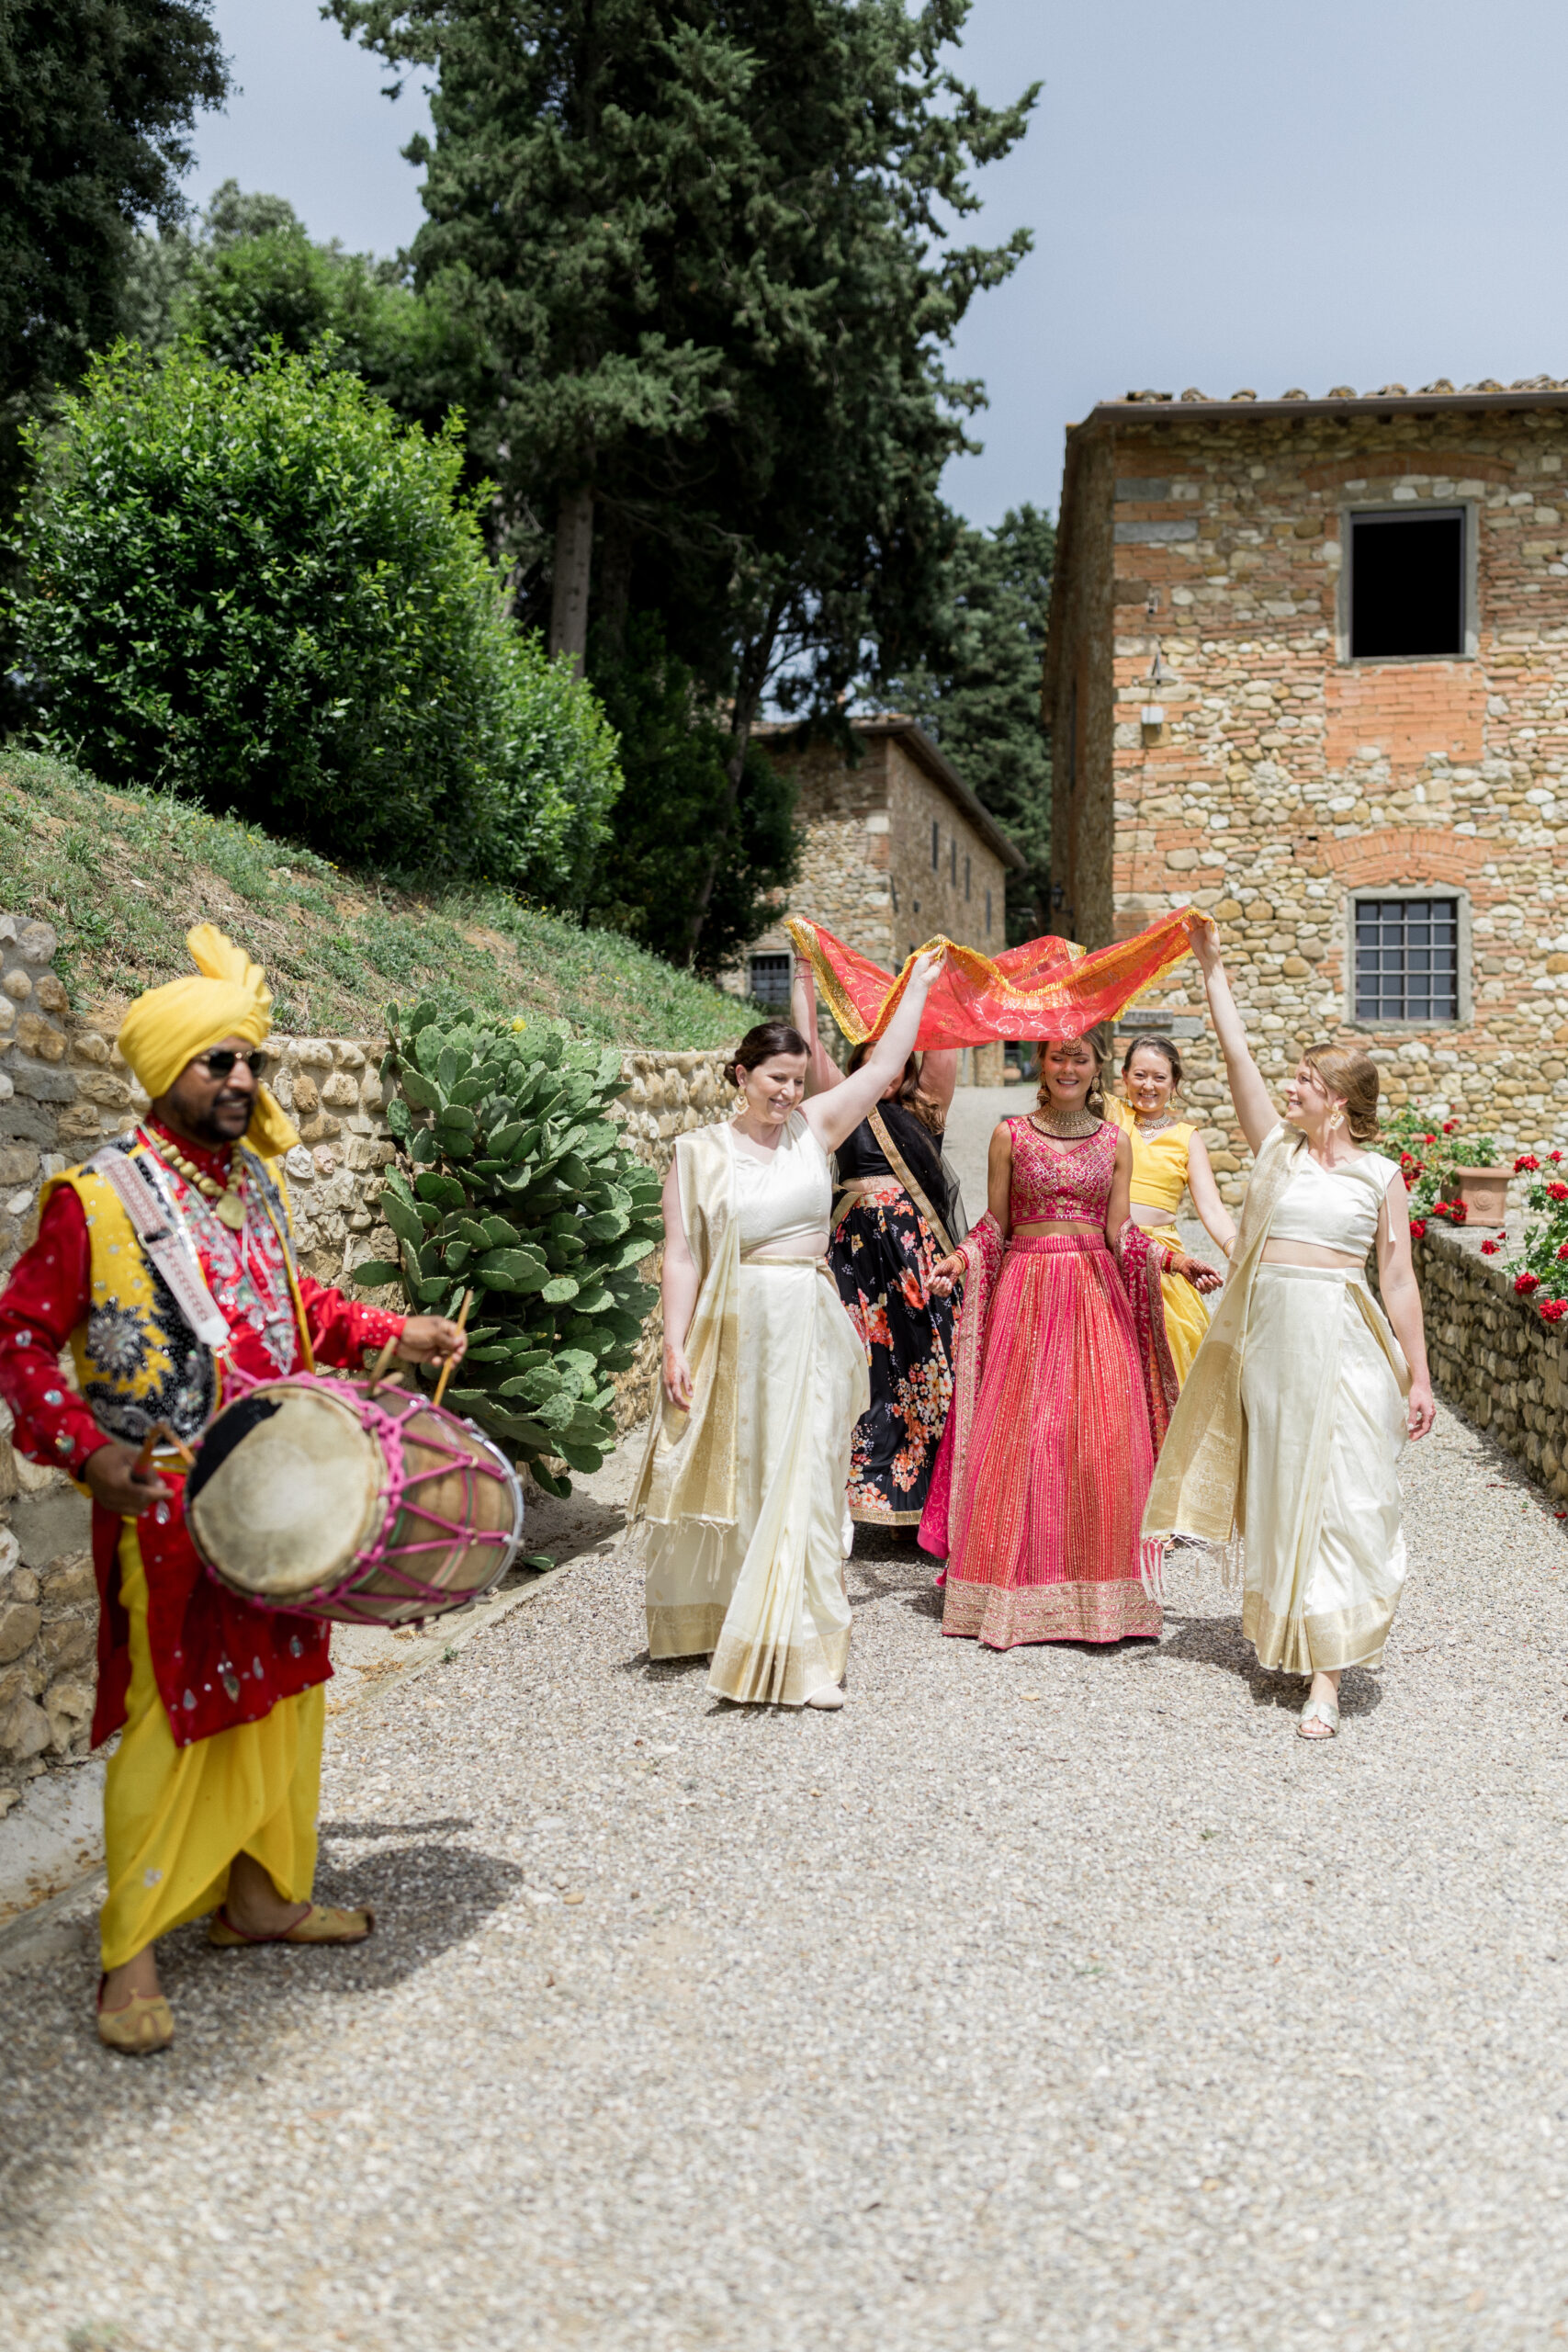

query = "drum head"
[187,1385,385,1600]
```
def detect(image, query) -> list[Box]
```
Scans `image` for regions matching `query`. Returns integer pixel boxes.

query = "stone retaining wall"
[1406,1222,1568,1501]
[0,917,730,1789]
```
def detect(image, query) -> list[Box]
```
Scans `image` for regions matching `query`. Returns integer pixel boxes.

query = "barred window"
[1354,897,1459,1021]
[749,953,792,1010]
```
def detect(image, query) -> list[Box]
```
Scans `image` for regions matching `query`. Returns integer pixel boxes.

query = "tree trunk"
[682,601,785,965]
[548,487,595,673]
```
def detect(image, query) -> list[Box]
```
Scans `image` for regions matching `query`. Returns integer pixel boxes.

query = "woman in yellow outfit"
[1104,1035,1236,1385]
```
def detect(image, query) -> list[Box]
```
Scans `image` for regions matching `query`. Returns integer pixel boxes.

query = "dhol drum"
[186,1372,525,1627]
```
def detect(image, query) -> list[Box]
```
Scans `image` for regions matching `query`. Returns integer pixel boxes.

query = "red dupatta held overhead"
[786,908,1199,1050]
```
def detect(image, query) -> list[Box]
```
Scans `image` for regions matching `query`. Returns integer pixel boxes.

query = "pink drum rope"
[203,1369,525,1626]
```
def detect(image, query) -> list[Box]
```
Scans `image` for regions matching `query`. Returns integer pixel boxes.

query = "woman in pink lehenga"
[921,1034,1217,1650]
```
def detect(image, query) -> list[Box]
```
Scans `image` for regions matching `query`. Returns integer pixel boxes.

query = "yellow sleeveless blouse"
[1105,1096,1194,1214]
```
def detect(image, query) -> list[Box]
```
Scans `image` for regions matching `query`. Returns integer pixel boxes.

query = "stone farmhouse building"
[1043,379,1568,1197]
[735,715,1025,1085]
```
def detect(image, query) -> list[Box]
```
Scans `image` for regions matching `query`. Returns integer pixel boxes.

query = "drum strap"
[88,1144,231,1351]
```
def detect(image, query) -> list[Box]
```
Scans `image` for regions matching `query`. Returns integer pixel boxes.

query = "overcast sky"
[186,0,1568,530]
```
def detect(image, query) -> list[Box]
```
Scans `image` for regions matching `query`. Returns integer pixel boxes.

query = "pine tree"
[328,0,1036,959]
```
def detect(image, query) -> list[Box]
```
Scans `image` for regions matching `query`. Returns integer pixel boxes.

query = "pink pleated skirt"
[941,1235,1160,1649]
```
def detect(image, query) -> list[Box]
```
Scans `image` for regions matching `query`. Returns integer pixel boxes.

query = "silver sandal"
[1297,1694,1339,1740]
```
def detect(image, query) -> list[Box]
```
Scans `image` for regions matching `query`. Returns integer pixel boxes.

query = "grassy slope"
[0,749,747,1049]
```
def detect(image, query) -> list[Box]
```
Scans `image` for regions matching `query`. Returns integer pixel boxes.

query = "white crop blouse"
[728,1113,832,1254]
[1268,1135,1399,1258]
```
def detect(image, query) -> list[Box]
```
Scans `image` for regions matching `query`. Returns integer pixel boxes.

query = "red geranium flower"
[1449,1201,1469,1224]
[1541,1299,1568,1323]
[1442,1121,1457,1134]
[1551,1151,1564,1164]
[1550,1182,1568,1203]
[1481,1238,1500,1255]
[1516,1272,1542,1294]
[1557,1241,1568,1262]
[1408,1218,1427,1238]
[1517,1155,1541,1172]
[1425,1132,1437,1143]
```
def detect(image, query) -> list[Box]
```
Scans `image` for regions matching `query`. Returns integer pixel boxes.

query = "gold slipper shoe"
[96,1982,174,2055]
[208,1902,374,1948]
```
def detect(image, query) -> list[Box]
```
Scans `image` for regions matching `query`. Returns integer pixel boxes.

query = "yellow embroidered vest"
[40,1139,299,1450]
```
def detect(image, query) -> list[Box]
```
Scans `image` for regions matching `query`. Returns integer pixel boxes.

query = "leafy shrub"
[1505,1148,1568,1317]
[351,1001,663,1494]
[1382,1108,1497,1219]
[11,341,619,903]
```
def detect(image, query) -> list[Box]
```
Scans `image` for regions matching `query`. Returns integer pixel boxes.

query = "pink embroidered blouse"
[1007,1116,1118,1228]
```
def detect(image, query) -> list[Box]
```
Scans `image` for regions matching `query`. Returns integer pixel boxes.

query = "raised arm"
[1189,917,1276,1158]
[802,950,946,1156]
[1373,1174,1435,1440]
[790,958,842,1098]
[918,1049,959,1123]
[1183,1131,1238,1258]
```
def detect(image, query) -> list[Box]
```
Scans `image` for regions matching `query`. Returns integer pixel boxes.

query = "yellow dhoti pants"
[1158,1267,1213,1388]
[100,1523,324,1970]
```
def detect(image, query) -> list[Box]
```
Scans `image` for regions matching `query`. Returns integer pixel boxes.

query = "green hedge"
[11,341,620,906]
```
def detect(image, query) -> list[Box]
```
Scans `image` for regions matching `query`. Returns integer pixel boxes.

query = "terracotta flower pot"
[1451,1165,1508,1223]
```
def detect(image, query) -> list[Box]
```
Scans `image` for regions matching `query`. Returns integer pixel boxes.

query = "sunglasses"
[195,1048,271,1082]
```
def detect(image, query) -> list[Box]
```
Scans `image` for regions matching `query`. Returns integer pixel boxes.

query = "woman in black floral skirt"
[792,964,967,1530]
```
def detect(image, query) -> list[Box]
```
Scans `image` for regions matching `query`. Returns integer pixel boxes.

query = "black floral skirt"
[829,1181,955,1527]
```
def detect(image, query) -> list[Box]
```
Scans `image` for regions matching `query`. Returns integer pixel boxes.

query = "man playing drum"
[0,926,466,2053]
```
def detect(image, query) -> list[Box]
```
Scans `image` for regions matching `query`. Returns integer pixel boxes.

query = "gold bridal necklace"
[1031,1105,1100,1139]
[145,1127,249,1231]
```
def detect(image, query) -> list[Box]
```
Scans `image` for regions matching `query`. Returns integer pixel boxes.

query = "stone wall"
[1404,1223,1568,1501]
[0,918,731,1791]
[738,722,1012,1088]
[1044,393,1568,1204]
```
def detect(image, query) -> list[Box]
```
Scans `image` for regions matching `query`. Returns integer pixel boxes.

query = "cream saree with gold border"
[633,1117,870,1706]
[1145,1123,1411,1674]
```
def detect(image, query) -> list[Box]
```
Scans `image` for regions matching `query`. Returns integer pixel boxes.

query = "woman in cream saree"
[1145,919,1435,1739]
[633,952,945,1709]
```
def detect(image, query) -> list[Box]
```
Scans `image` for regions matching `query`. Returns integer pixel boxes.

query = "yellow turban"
[118,924,299,1159]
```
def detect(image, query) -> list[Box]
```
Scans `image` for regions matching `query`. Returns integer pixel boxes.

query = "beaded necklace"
[144,1126,248,1231]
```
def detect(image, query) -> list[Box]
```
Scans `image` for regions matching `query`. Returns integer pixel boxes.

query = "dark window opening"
[1349,509,1464,660]
[931,820,940,870]
[1354,898,1459,1022]
[749,953,792,1010]
[964,854,971,900]
[949,836,957,884]
[986,888,992,935]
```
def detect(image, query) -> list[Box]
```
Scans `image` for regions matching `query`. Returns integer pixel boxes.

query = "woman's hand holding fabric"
[929,1250,964,1298]
[1407,1377,1436,1440]
[1170,1250,1223,1294]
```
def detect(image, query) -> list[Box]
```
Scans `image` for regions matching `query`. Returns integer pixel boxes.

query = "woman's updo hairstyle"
[724,1022,808,1090]
[1122,1034,1184,1097]
[1303,1044,1380,1142]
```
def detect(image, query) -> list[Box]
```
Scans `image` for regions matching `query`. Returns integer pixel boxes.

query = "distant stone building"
[738,716,1024,1085]
[1043,379,1568,1196]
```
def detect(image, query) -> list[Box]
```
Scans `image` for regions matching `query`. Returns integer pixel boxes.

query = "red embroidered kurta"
[0,1124,404,1748]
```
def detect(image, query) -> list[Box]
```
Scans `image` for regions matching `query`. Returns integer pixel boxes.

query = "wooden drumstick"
[431,1288,473,1410]
[131,1420,196,1478]
[366,1333,401,1396]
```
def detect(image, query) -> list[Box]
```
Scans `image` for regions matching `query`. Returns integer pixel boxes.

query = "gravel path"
[6,1112,1568,2347]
